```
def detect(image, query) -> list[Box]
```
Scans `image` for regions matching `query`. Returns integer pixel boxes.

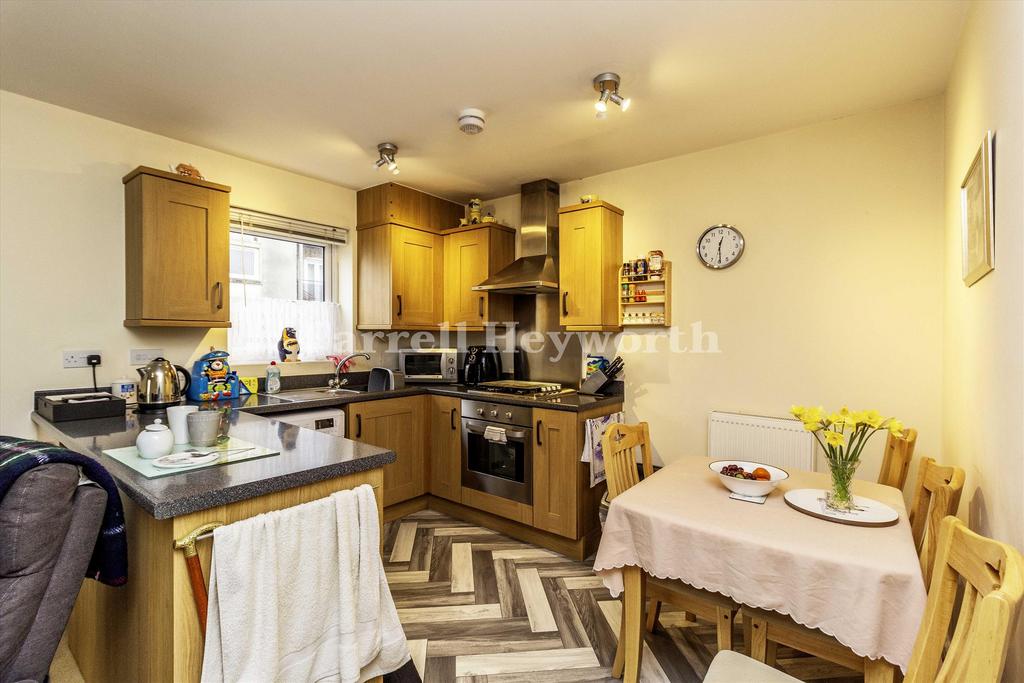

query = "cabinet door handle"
[355,414,362,438]
[536,420,543,446]
[215,281,224,310]
[562,291,568,316]
[450,408,456,430]
[478,296,484,318]
[396,294,403,317]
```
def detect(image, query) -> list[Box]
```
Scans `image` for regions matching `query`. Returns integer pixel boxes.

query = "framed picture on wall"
[961,130,994,286]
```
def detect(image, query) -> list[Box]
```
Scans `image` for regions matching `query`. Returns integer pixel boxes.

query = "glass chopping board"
[103,437,279,479]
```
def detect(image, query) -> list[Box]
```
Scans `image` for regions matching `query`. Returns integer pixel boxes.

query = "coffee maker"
[462,346,501,385]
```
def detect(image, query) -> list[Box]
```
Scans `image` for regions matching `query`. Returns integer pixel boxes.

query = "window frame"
[228,207,349,364]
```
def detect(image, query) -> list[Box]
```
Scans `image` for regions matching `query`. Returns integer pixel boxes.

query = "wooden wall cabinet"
[429,395,462,503]
[357,182,464,232]
[347,396,428,507]
[557,201,623,331]
[123,166,231,328]
[443,226,515,329]
[532,408,580,538]
[356,224,444,330]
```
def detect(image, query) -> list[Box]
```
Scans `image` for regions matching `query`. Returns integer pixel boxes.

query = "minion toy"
[188,350,241,401]
[278,327,301,362]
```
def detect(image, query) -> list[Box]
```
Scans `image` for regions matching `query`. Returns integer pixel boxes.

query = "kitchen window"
[228,208,348,363]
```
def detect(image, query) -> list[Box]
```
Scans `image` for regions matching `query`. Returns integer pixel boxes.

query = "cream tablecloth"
[593,457,927,671]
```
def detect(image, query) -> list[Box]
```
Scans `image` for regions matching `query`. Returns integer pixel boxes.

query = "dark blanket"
[0,436,128,586]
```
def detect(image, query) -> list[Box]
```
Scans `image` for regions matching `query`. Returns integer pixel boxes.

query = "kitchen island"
[33,409,395,683]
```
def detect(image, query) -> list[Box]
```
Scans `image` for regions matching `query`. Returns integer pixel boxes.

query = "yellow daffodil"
[790,405,805,419]
[802,420,822,432]
[861,409,884,428]
[824,430,846,447]
[887,419,904,438]
[800,406,824,423]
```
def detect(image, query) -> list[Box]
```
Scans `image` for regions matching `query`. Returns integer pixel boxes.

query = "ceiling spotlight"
[374,142,400,175]
[592,72,631,117]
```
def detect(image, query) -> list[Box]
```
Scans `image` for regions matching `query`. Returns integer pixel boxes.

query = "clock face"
[697,225,745,269]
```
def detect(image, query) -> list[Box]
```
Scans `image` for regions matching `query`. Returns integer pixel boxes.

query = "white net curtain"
[228,296,342,363]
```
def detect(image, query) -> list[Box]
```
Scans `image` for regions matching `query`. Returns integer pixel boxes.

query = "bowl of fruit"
[709,460,789,497]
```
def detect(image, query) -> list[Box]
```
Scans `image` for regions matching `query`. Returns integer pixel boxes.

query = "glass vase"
[825,459,859,512]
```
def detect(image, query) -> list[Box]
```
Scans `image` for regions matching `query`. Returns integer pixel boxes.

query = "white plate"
[784,488,899,527]
[152,452,220,469]
[709,460,789,497]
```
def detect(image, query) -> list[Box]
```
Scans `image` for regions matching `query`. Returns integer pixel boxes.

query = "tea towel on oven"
[581,411,624,487]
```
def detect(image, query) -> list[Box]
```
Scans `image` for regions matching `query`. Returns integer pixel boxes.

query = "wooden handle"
[215,281,224,310]
[184,553,209,637]
[536,420,543,445]
[356,414,362,438]
[450,408,456,430]
[562,292,568,316]
[396,294,403,317]
[479,296,484,318]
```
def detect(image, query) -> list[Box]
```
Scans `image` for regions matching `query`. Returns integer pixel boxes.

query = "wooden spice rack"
[619,261,671,327]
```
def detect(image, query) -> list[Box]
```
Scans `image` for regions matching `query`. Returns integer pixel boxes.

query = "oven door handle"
[464,423,528,440]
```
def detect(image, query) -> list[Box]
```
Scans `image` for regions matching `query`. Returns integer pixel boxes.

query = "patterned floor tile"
[384,512,864,682]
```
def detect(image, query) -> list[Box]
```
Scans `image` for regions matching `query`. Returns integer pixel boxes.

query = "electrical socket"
[63,350,101,369]
[130,348,164,365]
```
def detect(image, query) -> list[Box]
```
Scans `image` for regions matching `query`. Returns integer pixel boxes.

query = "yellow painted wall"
[942,2,1023,677]
[0,91,357,438]
[489,98,946,491]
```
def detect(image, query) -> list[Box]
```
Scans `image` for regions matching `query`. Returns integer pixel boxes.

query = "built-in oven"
[399,348,458,383]
[461,400,533,505]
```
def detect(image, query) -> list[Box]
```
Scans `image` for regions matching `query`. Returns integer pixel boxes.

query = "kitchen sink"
[263,386,370,402]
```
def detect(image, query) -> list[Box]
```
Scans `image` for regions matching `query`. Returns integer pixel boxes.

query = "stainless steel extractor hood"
[473,179,559,295]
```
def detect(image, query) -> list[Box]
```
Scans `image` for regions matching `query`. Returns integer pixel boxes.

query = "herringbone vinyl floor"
[385,509,863,682]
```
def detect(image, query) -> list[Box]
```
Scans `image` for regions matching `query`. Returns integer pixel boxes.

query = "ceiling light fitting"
[592,72,631,119]
[458,108,486,135]
[374,142,400,175]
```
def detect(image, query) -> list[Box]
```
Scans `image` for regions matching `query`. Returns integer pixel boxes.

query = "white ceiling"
[0,0,967,201]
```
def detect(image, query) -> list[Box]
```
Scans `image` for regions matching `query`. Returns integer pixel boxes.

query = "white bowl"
[709,460,789,497]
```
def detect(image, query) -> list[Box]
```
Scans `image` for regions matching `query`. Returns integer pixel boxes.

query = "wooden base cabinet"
[532,408,581,538]
[123,166,231,328]
[443,226,515,329]
[356,224,444,330]
[347,396,428,506]
[429,395,462,502]
[557,201,623,331]
[66,469,383,683]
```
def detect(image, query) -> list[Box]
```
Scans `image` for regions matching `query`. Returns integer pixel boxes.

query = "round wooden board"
[784,488,899,528]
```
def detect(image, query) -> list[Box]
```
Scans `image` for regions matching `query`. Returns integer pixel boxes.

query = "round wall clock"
[697,224,745,269]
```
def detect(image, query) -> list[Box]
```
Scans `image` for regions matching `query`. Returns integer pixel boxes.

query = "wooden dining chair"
[708,517,1024,683]
[908,457,965,586]
[876,427,917,490]
[603,423,740,678]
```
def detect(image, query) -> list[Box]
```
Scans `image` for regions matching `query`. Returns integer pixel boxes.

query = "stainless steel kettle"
[136,358,191,411]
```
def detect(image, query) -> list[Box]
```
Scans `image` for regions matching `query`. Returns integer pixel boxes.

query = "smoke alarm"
[458,108,486,135]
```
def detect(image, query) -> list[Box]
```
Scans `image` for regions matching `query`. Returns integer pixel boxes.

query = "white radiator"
[708,411,816,471]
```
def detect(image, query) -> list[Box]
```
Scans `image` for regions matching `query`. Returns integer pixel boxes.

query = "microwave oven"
[399,348,458,383]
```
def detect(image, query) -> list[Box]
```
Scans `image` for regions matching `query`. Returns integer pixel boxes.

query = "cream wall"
[489,98,946,489]
[942,2,1023,678]
[0,91,357,438]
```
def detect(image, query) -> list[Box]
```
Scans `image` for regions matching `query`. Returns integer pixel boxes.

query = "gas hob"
[465,380,575,400]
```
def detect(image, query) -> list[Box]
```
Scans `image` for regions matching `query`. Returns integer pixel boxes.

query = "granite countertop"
[31,409,395,520]
[30,378,621,520]
[234,383,624,416]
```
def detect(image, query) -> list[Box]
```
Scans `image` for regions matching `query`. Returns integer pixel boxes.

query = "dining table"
[593,456,927,683]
